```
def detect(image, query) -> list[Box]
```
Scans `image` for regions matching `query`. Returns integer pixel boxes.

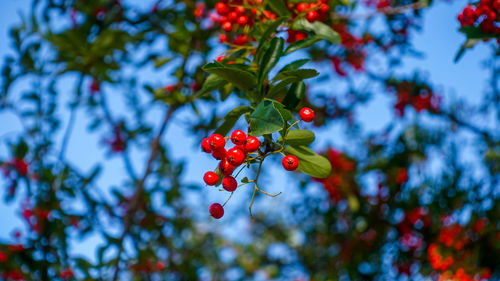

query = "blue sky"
[0,0,494,268]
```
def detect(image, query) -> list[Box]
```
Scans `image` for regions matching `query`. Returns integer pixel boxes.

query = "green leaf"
[14,139,29,159]
[291,19,340,44]
[267,0,290,16]
[279,129,315,146]
[256,17,289,61]
[215,106,252,136]
[454,38,481,62]
[272,68,318,82]
[277,59,310,73]
[282,81,305,110]
[250,99,292,136]
[154,57,172,68]
[267,77,300,100]
[195,74,227,98]
[284,145,332,178]
[459,26,500,40]
[203,62,257,93]
[258,37,285,93]
[284,36,322,55]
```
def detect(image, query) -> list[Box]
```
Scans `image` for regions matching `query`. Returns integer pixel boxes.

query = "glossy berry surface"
[306,10,318,23]
[226,147,245,166]
[231,130,247,145]
[297,3,310,12]
[299,107,315,123]
[201,138,212,153]
[282,155,299,171]
[244,136,260,152]
[209,203,224,219]
[222,176,237,192]
[211,148,226,160]
[219,159,235,176]
[203,171,219,185]
[209,134,226,150]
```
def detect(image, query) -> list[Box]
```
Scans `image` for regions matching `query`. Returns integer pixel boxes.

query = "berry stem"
[248,158,263,217]
[223,192,234,207]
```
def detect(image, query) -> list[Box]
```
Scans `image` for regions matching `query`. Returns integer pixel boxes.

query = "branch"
[99,90,138,181]
[332,2,427,20]
[111,106,176,281]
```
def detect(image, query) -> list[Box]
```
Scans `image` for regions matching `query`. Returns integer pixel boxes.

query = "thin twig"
[99,90,138,181]
[111,106,176,281]
[332,2,426,20]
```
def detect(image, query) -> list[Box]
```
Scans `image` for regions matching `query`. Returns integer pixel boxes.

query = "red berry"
[306,10,318,23]
[209,203,224,219]
[282,155,299,171]
[201,138,212,153]
[226,147,246,166]
[203,171,219,185]
[156,261,166,271]
[215,2,229,15]
[299,107,314,122]
[222,176,237,191]
[228,12,238,22]
[222,21,233,32]
[219,159,235,176]
[235,6,246,15]
[211,148,226,160]
[237,15,248,25]
[209,134,226,150]
[244,136,260,152]
[235,144,247,154]
[319,3,329,13]
[231,130,247,145]
[219,34,228,43]
[297,3,310,12]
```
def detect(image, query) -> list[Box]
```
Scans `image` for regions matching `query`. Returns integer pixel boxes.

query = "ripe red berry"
[228,12,238,22]
[244,136,260,152]
[222,176,237,192]
[222,21,233,32]
[156,261,166,271]
[231,130,247,145]
[215,2,229,15]
[209,203,224,219]
[201,138,212,153]
[219,159,235,176]
[226,147,246,166]
[237,15,248,25]
[299,107,314,122]
[282,155,299,171]
[203,171,219,185]
[235,6,246,15]
[306,10,318,23]
[219,34,228,43]
[209,134,225,150]
[212,148,226,160]
[297,3,310,12]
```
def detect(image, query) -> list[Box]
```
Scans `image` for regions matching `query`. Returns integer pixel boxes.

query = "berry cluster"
[212,0,266,45]
[386,79,441,117]
[438,268,491,281]
[312,148,355,202]
[428,243,454,271]
[202,130,261,219]
[286,1,330,42]
[458,1,500,39]
[202,108,315,219]
[330,24,373,76]
[208,0,330,45]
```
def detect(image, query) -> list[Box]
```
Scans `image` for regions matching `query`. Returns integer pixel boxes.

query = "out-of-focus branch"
[99,90,138,181]
[332,2,427,20]
[111,106,176,281]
